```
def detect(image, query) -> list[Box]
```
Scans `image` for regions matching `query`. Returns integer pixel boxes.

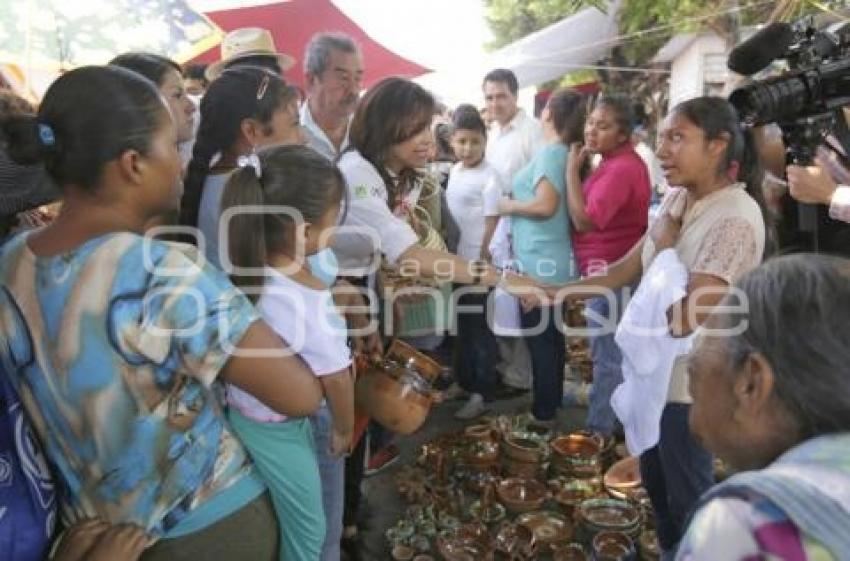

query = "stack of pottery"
[501,434,547,479]
[551,433,602,479]
[575,498,642,545]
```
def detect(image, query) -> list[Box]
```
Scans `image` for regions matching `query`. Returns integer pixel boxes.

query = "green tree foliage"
[484,0,606,50]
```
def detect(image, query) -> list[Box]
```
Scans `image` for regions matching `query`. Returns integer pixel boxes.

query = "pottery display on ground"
[385,414,660,560]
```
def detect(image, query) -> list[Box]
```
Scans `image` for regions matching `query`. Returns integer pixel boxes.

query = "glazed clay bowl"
[516,510,573,546]
[592,531,637,561]
[604,456,642,500]
[577,498,641,540]
[551,433,601,459]
[502,455,545,479]
[551,479,603,519]
[496,477,548,513]
[502,434,545,463]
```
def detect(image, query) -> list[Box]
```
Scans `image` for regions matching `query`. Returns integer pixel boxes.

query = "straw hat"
[206,27,296,81]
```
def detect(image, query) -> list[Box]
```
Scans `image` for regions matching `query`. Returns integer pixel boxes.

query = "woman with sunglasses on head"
[179,67,303,268]
[0,65,322,561]
[333,77,536,293]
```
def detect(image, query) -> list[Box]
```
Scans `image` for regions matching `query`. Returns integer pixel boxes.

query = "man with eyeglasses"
[301,33,364,161]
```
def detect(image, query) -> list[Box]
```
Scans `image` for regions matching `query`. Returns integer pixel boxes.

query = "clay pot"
[551,433,602,479]
[412,555,435,561]
[576,498,641,543]
[386,339,442,382]
[464,423,500,443]
[502,435,545,463]
[603,456,642,501]
[496,477,548,513]
[494,521,537,557]
[516,510,573,547]
[354,362,434,435]
[591,531,636,561]
[551,479,603,520]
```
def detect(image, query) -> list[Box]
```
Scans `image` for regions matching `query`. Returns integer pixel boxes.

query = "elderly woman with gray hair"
[677,253,850,560]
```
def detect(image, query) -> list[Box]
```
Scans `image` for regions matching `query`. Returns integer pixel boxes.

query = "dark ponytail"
[220,145,345,301]
[220,166,268,300]
[548,88,587,145]
[674,96,774,256]
[2,66,164,191]
[179,67,294,231]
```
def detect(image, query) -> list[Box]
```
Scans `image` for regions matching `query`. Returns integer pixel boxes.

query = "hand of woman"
[568,142,590,175]
[650,212,682,251]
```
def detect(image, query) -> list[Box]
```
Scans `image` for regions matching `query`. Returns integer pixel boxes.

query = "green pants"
[140,493,278,561]
[228,409,326,561]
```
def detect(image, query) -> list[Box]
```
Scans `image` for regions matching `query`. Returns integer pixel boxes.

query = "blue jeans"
[639,403,714,555]
[309,406,344,561]
[585,288,630,435]
[520,305,566,421]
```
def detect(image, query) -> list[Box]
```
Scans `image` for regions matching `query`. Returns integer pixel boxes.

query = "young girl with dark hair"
[549,96,768,556]
[0,65,322,561]
[178,66,302,268]
[497,87,586,424]
[109,52,196,145]
[565,93,652,437]
[219,145,353,561]
[445,103,504,419]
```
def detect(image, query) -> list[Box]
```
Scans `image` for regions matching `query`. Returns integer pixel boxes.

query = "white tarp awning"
[416,1,620,106]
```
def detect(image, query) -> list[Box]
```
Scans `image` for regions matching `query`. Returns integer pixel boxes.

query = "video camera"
[728,16,850,250]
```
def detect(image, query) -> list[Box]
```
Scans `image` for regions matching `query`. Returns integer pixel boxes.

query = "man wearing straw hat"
[206,27,296,81]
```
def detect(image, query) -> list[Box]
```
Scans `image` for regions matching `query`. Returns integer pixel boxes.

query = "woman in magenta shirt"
[565,94,651,436]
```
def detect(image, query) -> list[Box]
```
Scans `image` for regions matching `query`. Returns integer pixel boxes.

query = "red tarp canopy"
[192,0,429,88]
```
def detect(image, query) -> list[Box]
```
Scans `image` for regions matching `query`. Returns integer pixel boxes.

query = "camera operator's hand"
[787,159,838,205]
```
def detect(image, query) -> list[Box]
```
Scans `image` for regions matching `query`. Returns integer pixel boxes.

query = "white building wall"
[668,34,730,107]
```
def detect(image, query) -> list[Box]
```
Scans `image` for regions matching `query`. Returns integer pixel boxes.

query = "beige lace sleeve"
[691,217,760,284]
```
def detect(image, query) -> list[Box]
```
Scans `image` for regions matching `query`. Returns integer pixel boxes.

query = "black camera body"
[729,17,850,253]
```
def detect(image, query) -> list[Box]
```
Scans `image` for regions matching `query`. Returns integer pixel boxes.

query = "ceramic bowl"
[502,434,545,463]
[496,477,548,513]
[516,510,573,545]
[604,456,642,500]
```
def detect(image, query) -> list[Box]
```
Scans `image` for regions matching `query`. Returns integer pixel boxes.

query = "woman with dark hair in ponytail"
[0,65,322,561]
[542,96,769,557]
[179,66,302,267]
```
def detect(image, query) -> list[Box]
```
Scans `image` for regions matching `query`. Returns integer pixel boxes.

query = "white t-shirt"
[446,161,503,260]
[227,266,352,422]
[485,109,544,191]
[197,173,230,269]
[332,150,419,274]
